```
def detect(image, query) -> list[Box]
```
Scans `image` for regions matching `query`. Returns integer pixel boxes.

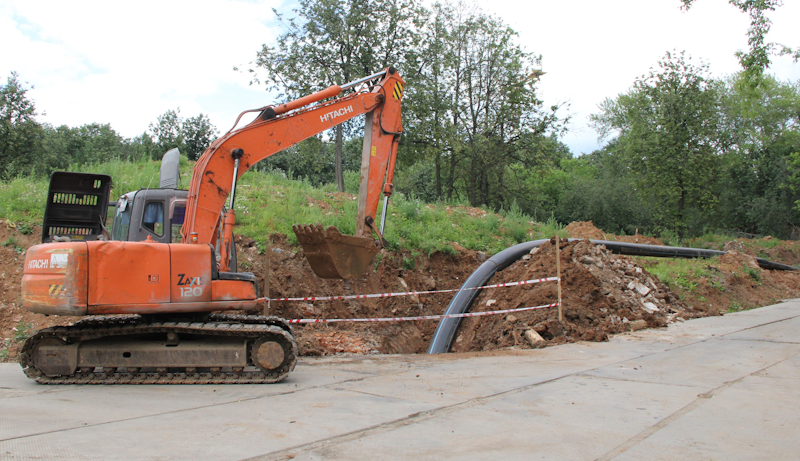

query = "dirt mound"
[639,249,800,316]
[565,221,664,245]
[564,221,607,240]
[450,239,692,352]
[614,234,665,245]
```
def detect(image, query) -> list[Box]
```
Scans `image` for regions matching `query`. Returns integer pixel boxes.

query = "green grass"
[0,339,10,359]
[686,232,787,252]
[639,257,722,293]
[742,238,783,251]
[0,157,176,226]
[685,233,731,251]
[742,264,762,284]
[13,322,34,342]
[0,322,35,360]
[235,169,550,255]
[2,237,25,254]
[0,156,567,256]
[0,176,50,224]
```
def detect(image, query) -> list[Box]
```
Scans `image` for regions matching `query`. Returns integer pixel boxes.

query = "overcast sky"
[1,0,798,156]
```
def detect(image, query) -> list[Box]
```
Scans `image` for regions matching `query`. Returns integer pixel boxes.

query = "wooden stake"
[556,235,563,323]
[263,237,272,316]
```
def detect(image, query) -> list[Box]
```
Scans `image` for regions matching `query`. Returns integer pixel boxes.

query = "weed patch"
[742,264,762,284]
[2,237,25,254]
[728,302,743,313]
[644,258,711,291]
[0,339,10,359]
[13,322,34,342]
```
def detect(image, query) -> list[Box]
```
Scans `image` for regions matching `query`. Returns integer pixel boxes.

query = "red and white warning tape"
[284,302,560,324]
[267,277,559,303]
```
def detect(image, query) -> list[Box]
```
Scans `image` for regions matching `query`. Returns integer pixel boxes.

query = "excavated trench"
[2,221,800,360]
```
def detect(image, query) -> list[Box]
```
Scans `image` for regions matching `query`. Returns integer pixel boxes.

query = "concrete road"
[1,301,799,461]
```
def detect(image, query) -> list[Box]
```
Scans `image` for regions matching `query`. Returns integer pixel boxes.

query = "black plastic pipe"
[427,238,797,354]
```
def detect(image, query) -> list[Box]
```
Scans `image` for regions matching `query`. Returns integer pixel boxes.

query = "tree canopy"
[250,0,423,191]
[148,109,219,161]
[681,0,798,86]
[592,52,722,236]
[0,71,219,178]
[0,72,43,179]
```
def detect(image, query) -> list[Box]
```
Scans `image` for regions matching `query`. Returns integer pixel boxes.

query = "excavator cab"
[110,190,187,244]
[109,147,188,245]
[107,148,237,270]
[110,189,236,270]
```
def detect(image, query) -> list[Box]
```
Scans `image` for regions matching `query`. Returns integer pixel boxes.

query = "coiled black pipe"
[427,239,798,354]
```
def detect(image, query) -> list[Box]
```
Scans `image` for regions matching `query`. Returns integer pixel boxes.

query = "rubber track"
[20,315,298,385]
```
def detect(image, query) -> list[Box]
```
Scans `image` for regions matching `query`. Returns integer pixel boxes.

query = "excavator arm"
[181,68,404,278]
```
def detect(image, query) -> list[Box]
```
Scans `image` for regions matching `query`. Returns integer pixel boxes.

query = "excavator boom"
[182,67,404,278]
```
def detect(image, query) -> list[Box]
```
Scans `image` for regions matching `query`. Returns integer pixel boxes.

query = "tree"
[402,3,567,209]
[148,108,218,161]
[719,73,800,237]
[148,109,183,159]
[0,72,43,179]
[250,0,423,191]
[680,0,798,86]
[182,113,218,161]
[555,144,654,236]
[41,123,130,169]
[592,51,722,237]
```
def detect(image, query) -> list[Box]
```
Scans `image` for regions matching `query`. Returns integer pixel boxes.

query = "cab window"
[111,198,133,241]
[143,201,164,236]
[171,203,186,243]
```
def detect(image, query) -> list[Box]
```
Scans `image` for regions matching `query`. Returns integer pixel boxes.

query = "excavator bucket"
[293,223,380,279]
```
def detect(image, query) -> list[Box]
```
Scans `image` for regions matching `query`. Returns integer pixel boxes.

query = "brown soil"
[638,250,800,315]
[2,219,800,362]
[704,236,800,267]
[565,221,665,245]
[235,233,484,356]
[451,238,689,352]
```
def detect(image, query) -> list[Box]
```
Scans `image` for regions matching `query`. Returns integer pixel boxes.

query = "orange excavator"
[18,67,404,384]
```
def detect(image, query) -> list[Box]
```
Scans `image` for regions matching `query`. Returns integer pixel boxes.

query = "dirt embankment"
[451,238,687,351]
[2,219,800,362]
[566,221,800,314]
[235,233,484,356]
[565,220,665,245]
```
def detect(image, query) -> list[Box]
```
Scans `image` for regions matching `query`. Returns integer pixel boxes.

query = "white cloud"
[1,0,282,136]
[490,0,798,154]
[1,0,797,154]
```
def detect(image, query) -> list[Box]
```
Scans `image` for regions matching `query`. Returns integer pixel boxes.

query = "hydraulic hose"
[427,239,798,354]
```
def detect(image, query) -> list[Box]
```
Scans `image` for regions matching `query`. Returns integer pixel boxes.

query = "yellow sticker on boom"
[371,146,377,156]
[393,82,404,100]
